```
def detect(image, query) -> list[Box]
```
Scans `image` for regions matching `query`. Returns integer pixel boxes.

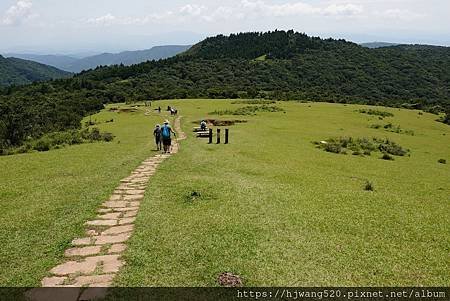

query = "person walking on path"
[161,120,176,153]
[153,124,162,151]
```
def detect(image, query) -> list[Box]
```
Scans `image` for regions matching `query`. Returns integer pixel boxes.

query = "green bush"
[358,109,394,118]
[33,137,52,152]
[315,136,409,158]
[210,105,284,116]
[438,159,446,164]
[364,181,374,191]
[1,127,114,156]
[378,139,408,156]
[381,153,394,160]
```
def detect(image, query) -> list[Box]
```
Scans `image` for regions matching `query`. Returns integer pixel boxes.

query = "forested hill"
[75,31,450,106]
[0,55,71,86]
[1,30,450,150]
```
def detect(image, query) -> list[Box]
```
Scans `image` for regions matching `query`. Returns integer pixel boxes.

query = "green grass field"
[1,100,449,287]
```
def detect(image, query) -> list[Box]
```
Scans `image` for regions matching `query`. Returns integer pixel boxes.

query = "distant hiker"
[200,120,207,131]
[167,106,171,112]
[161,120,176,153]
[153,124,162,151]
[156,106,161,113]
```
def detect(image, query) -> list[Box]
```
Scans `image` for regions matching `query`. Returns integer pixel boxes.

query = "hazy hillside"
[4,53,78,71]
[1,30,450,149]
[66,45,191,72]
[361,42,400,48]
[0,55,71,86]
[6,45,191,73]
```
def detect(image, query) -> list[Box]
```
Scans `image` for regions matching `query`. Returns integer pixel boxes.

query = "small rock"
[217,272,243,287]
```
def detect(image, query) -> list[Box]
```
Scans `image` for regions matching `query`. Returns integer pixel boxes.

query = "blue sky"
[1,0,449,54]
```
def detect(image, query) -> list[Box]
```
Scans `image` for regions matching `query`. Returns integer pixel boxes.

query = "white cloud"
[380,9,425,21]
[240,0,363,17]
[2,0,34,26]
[87,13,117,25]
[322,4,363,16]
[179,4,207,17]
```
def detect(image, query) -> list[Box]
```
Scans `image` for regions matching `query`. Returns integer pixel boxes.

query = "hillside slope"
[1,30,450,149]
[0,55,71,86]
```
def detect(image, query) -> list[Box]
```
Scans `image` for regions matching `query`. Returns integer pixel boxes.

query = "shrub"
[378,139,408,156]
[364,181,374,191]
[231,100,276,105]
[210,105,284,116]
[324,142,342,154]
[363,150,372,156]
[438,159,446,164]
[101,132,115,142]
[315,136,408,158]
[33,137,52,152]
[358,109,394,118]
[381,153,394,160]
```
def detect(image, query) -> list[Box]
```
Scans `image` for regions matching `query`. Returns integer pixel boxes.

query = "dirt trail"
[28,116,186,301]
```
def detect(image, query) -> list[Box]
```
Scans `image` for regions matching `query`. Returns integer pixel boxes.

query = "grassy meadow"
[0,105,167,286]
[0,100,449,287]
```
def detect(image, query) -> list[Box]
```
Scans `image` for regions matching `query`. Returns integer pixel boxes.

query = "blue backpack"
[161,125,171,139]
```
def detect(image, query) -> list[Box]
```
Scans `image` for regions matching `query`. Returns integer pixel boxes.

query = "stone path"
[29,117,186,301]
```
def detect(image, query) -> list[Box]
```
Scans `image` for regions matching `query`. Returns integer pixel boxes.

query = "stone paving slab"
[97,212,122,220]
[85,219,117,226]
[118,217,136,225]
[65,246,102,257]
[102,201,128,208]
[113,206,139,212]
[94,233,131,245]
[72,237,92,246]
[102,225,134,235]
[41,276,67,287]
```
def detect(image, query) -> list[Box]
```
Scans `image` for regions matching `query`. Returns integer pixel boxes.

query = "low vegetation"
[210,105,284,116]
[315,137,409,157]
[193,119,247,126]
[438,159,447,164]
[358,109,394,118]
[370,123,415,135]
[1,127,114,156]
[364,181,374,191]
[231,99,277,105]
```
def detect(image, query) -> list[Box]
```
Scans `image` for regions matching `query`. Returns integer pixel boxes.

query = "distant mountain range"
[0,55,71,86]
[360,42,400,48]
[5,45,191,73]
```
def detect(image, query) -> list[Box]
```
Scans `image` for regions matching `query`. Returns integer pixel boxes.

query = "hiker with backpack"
[153,124,162,151]
[161,120,176,153]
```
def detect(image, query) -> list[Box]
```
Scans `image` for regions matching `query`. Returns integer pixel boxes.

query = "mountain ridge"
[5,45,191,73]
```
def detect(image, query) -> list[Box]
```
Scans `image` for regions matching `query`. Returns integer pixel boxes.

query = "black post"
[208,129,213,144]
[225,129,229,144]
[217,129,221,144]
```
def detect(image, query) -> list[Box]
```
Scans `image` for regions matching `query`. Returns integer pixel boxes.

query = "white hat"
[164,120,169,124]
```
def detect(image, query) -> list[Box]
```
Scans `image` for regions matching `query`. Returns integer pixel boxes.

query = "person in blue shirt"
[161,120,176,153]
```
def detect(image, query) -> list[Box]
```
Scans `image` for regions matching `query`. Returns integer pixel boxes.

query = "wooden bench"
[193,127,209,132]
[196,131,210,138]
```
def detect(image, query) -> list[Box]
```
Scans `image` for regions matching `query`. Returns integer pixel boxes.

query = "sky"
[1,0,449,54]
